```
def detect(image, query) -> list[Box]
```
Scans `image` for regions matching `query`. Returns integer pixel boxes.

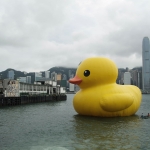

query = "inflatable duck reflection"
[69,57,142,117]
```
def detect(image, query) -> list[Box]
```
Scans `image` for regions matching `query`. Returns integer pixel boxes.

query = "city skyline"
[0,31,146,88]
[0,65,142,75]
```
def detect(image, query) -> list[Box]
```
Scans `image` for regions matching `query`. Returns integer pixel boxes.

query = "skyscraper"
[142,37,150,90]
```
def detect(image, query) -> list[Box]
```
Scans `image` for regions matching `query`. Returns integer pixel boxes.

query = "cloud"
[0,0,150,72]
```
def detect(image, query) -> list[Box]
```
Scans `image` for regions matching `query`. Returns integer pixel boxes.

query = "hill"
[0,67,77,83]
[48,66,76,80]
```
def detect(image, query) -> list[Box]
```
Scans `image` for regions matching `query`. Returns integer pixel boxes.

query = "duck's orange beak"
[69,75,82,85]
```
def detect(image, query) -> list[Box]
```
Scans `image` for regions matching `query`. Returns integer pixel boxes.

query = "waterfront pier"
[0,78,67,107]
[0,94,67,107]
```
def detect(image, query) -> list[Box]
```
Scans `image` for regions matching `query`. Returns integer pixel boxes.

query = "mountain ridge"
[0,66,77,83]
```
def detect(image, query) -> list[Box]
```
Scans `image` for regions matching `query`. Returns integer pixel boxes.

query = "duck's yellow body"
[69,57,142,117]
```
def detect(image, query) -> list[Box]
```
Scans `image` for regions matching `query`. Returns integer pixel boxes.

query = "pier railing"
[0,94,67,107]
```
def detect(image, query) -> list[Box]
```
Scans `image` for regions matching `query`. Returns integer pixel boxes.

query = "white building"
[60,87,66,94]
[69,83,75,92]
[45,71,50,78]
[124,72,131,85]
[2,79,66,97]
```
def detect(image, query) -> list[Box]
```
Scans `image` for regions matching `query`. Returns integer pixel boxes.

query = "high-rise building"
[62,74,67,80]
[26,76,31,84]
[45,71,50,78]
[124,72,131,85]
[68,70,74,78]
[51,72,57,81]
[35,72,42,81]
[69,83,75,92]
[130,67,142,89]
[142,37,150,90]
[8,70,15,79]
[57,74,61,80]
[117,68,126,84]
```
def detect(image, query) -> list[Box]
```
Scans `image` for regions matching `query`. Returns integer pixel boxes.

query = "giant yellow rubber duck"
[69,57,142,117]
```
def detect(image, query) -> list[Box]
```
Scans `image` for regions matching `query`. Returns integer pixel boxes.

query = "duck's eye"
[84,70,90,77]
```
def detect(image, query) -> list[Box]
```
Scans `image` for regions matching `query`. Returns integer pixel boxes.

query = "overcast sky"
[0,0,150,72]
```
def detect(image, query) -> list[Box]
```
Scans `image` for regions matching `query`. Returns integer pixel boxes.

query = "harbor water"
[0,94,150,150]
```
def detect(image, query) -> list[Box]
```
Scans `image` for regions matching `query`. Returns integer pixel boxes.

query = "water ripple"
[0,94,150,150]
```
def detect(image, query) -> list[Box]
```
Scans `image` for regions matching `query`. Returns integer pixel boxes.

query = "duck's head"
[69,57,118,89]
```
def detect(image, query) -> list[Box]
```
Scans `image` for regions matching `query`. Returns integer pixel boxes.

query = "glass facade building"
[51,72,57,81]
[8,70,15,79]
[45,71,50,78]
[26,76,31,84]
[142,37,150,90]
[18,77,26,83]
[35,72,42,82]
